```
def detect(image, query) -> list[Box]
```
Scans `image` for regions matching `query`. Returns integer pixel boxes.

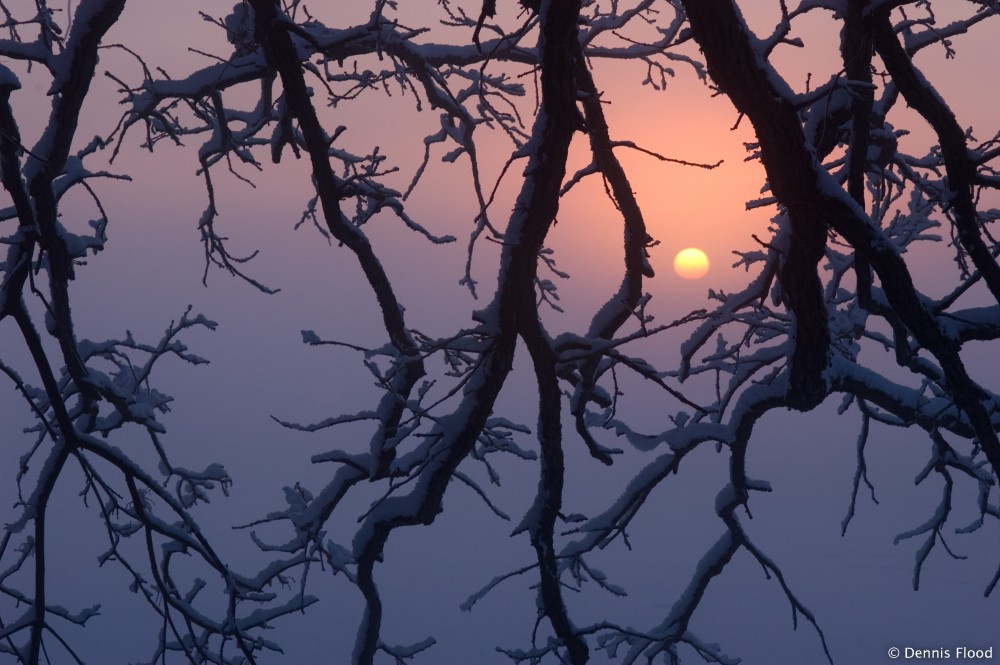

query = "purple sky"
[2,2,999,663]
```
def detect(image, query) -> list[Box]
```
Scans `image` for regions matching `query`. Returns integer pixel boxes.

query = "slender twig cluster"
[2,1,998,664]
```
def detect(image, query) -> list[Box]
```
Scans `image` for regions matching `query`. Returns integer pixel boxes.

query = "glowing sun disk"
[674,248,710,280]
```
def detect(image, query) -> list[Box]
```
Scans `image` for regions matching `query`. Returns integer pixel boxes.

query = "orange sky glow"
[3,4,1000,665]
[31,0,989,340]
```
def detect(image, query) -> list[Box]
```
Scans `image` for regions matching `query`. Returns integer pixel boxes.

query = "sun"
[673,248,710,280]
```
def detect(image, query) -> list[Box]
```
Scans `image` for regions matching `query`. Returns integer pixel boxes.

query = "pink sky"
[2,2,999,664]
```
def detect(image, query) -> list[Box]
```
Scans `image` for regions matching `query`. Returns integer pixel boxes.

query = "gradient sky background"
[2,1,999,663]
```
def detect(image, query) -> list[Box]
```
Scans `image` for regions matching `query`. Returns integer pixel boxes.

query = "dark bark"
[843,0,877,309]
[569,40,656,464]
[872,10,1000,305]
[247,0,424,479]
[681,0,830,410]
[249,0,592,660]
[513,3,589,662]
[27,0,128,412]
[4,3,128,661]
[0,78,34,320]
[680,0,1000,478]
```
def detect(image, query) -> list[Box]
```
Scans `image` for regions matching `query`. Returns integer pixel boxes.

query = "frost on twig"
[3,1,1000,664]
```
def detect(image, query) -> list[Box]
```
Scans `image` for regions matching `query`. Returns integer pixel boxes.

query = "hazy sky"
[2,2,999,664]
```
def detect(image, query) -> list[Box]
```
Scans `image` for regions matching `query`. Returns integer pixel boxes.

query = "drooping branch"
[680,0,830,411]
[4,3,999,664]
[872,8,1000,304]
[679,0,1000,481]
[0,66,34,322]
[510,5,590,660]
[247,0,426,479]
[565,36,660,465]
